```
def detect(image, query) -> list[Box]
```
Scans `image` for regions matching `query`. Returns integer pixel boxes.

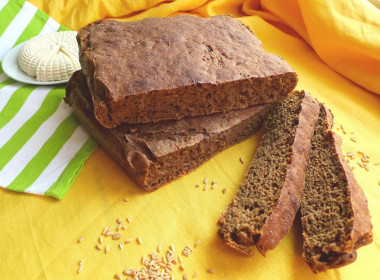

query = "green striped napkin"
[0,0,97,199]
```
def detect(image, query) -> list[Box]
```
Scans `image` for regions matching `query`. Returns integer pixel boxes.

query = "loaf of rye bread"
[217,91,320,255]
[77,15,298,127]
[65,71,273,191]
[300,104,373,273]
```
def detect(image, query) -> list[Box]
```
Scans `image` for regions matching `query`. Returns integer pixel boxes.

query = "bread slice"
[77,15,297,127]
[300,104,373,273]
[217,91,320,255]
[65,71,273,191]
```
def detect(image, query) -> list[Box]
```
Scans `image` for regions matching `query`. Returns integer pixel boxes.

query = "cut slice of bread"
[217,91,320,255]
[300,104,373,273]
[65,71,273,191]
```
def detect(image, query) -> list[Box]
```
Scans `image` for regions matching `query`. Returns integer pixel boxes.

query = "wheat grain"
[77,236,85,243]
[194,240,200,248]
[206,268,216,274]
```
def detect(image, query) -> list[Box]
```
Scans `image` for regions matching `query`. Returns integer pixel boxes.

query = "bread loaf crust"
[332,128,373,251]
[65,71,272,191]
[217,91,320,256]
[77,15,297,127]
[301,104,373,273]
[256,92,320,254]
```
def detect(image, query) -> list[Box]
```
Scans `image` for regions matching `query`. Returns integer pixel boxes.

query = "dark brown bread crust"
[77,15,297,127]
[217,91,320,256]
[301,104,373,273]
[65,71,273,191]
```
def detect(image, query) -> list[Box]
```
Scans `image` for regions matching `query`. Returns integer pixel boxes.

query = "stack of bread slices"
[65,15,298,191]
[65,15,372,273]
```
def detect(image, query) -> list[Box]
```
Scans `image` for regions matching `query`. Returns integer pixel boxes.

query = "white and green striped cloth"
[0,0,97,199]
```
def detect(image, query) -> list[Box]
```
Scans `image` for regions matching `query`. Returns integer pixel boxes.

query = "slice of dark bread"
[217,91,320,255]
[65,71,273,191]
[300,104,373,273]
[77,15,297,127]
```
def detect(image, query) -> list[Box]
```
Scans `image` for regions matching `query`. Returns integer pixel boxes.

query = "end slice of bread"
[217,91,320,256]
[300,104,373,273]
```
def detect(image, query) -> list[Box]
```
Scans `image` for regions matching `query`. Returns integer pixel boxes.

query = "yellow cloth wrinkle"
[2,0,379,278]
[241,0,284,24]
[261,0,380,94]
[190,0,246,18]
[119,0,209,22]
[261,0,310,43]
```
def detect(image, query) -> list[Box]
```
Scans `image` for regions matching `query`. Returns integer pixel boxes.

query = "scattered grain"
[211,180,217,185]
[77,236,85,243]
[125,238,134,244]
[119,242,124,250]
[195,184,200,188]
[358,162,364,168]
[113,233,121,240]
[203,178,208,184]
[102,227,108,235]
[104,231,113,236]
[363,163,369,171]
[206,268,216,274]
[78,259,83,266]
[194,240,200,248]
[203,185,208,191]
[239,157,244,164]
[99,236,103,244]
[126,217,131,223]
[183,273,188,280]
[361,157,370,163]
[351,131,355,134]
[341,124,346,134]
[222,188,227,194]
[95,244,102,250]
[123,269,133,276]
[117,218,123,224]
[374,162,380,166]
[169,244,175,253]
[105,244,109,254]
[211,184,216,190]
[178,256,183,263]
[180,264,185,271]
[137,237,143,245]
[350,136,357,142]
[123,197,129,202]
[193,272,199,278]
[378,180,380,186]
[114,274,122,280]
[157,245,162,253]
[77,265,83,274]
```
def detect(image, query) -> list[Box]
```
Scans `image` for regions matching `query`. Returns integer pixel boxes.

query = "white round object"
[17,31,80,81]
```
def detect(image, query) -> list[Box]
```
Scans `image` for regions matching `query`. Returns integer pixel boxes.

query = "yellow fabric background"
[1,0,380,279]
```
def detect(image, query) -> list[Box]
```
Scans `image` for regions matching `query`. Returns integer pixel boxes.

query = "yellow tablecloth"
[1,0,380,279]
